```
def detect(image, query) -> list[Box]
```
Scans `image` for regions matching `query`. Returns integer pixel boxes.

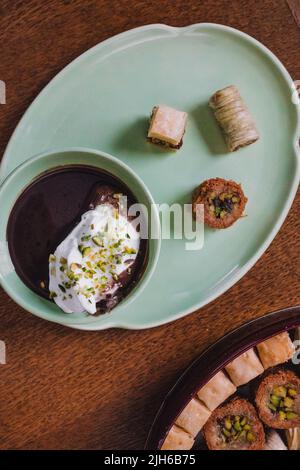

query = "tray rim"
[145,305,300,450]
[1,23,299,330]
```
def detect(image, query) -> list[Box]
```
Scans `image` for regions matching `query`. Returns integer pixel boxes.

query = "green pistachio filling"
[220,415,255,444]
[208,191,240,219]
[268,385,298,420]
[220,415,256,444]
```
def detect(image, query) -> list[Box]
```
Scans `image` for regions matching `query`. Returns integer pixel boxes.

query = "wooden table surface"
[0,0,299,450]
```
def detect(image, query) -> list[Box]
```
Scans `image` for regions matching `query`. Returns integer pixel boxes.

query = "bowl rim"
[145,305,300,450]
[0,147,161,328]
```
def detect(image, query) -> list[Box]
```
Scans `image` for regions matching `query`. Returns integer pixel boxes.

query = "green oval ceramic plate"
[1,24,299,330]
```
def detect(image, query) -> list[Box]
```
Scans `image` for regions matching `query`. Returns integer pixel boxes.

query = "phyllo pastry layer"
[197,371,237,411]
[225,348,264,386]
[264,430,287,450]
[175,398,211,437]
[257,332,295,369]
[147,105,187,149]
[161,424,194,450]
[209,85,259,152]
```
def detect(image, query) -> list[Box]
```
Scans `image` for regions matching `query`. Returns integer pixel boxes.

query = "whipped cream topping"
[49,203,140,314]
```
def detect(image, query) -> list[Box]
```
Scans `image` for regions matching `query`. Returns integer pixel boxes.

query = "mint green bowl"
[0,148,161,328]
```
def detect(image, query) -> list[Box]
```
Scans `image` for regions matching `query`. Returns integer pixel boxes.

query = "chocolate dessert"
[7,165,148,314]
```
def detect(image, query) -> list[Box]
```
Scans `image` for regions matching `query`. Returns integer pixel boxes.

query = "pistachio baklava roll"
[209,85,259,152]
[203,398,265,450]
[192,178,248,229]
[256,370,300,429]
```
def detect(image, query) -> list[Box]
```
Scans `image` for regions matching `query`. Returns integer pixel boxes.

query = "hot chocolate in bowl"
[0,148,161,329]
[7,165,149,314]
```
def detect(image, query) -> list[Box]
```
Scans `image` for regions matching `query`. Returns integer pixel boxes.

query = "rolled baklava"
[256,370,300,429]
[264,430,287,450]
[192,177,248,229]
[209,85,259,152]
[203,398,265,450]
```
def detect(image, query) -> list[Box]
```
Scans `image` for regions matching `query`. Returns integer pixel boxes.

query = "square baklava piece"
[147,105,187,149]
[197,371,237,411]
[175,398,211,437]
[225,348,264,386]
[257,332,295,369]
[161,424,194,450]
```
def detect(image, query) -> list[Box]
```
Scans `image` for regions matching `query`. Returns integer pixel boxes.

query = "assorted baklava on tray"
[147,85,259,154]
[160,330,300,451]
[7,85,260,316]
[147,85,258,230]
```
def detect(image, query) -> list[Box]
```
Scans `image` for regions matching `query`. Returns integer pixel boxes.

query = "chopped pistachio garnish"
[50,266,56,276]
[81,234,91,242]
[70,263,81,272]
[82,247,92,257]
[208,191,240,219]
[246,432,255,443]
[273,386,287,398]
[268,385,298,419]
[286,411,298,420]
[124,246,137,255]
[49,254,56,262]
[224,418,232,430]
[92,236,103,247]
[50,204,140,308]
[220,415,255,444]
[215,206,221,216]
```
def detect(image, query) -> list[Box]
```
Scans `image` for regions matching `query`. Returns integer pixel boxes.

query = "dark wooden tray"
[145,306,300,450]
